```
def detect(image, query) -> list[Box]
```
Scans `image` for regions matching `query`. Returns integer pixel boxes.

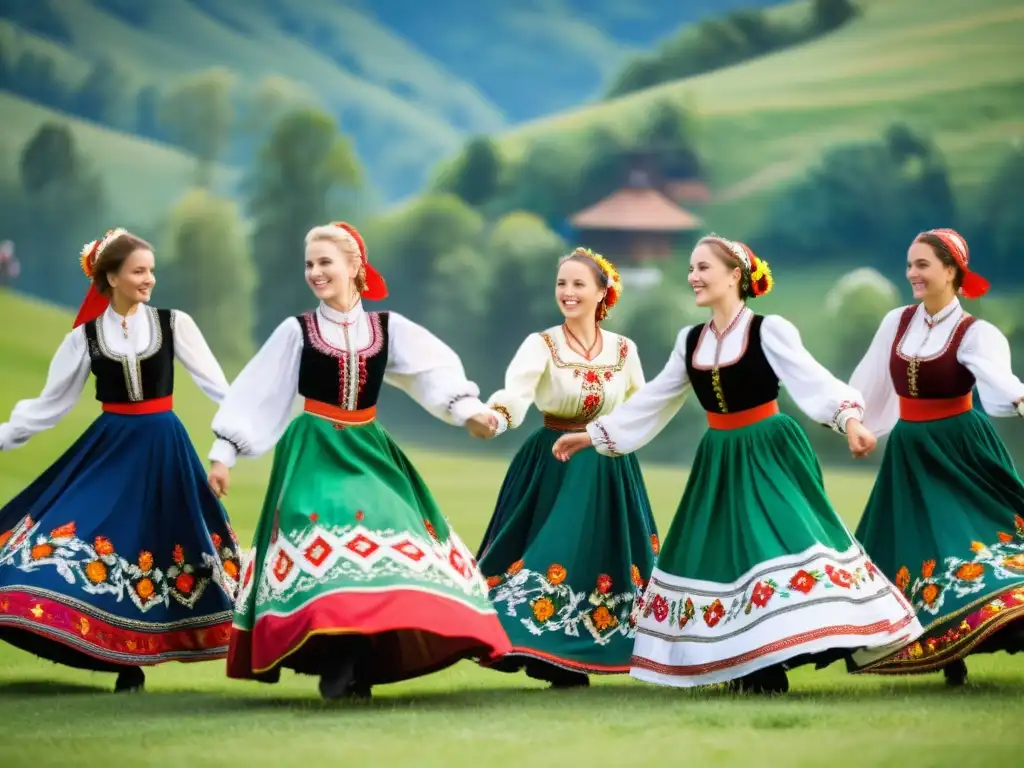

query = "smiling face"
[305,238,360,303]
[556,258,606,321]
[906,241,958,302]
[107,248,156,306]
[687,243,742,307]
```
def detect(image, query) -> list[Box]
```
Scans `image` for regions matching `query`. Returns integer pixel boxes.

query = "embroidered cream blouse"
[486,326,644,435]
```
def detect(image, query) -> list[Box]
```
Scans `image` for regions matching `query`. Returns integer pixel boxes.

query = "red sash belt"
[706,400,779,430]
[898,393,972,422]
[102,395,173,415]
[303,399,377,427]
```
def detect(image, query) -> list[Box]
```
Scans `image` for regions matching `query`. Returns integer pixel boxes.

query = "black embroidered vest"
[685,314,779,414]
[890,306,977,399]
[295,310,390,410]
[82,306,175,403]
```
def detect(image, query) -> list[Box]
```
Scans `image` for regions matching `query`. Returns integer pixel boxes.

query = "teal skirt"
[851,409,1024,674]
[630,413,921,688]
[476,426,659,674]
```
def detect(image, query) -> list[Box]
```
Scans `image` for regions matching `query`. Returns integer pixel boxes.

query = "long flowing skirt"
[476,426,659,674]
[227,413,511,684]
[849,409,1024,674]
[0,412,240,671]
[631,412,922,688]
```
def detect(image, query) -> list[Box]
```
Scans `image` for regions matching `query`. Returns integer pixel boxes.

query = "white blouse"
[0,305,229,451]
[208,301,491,468]
[485,326,644,434]
[586,307,866,456]
[850,297,1024,437]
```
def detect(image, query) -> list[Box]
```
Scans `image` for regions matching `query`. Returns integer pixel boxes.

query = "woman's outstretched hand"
[466,411,499,439]
[846,419,877,459]
[208,460,231,498]
[552,432,593,462]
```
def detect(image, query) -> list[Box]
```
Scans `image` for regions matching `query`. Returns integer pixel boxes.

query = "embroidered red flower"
[603,370,613,380]
[955,563,984,581]
[310,512,319,524]
[789,569,817,594]
[172,545,185,565]
[651,593,669,622]
[0,530,11,549]
[175,573,195,594]
[424,520,438,540]
[596,574,613,594]
[703,599,726,627]
[751,581,775,608]
[584,370,598,383]
[486,575,502,589]
[547,564,567,585]
[825,565,853,588]
[355,510,365,521]
[507,559,524,576]
[678,597,695,628]
[631,564,642,586]
[50,522,76,539]
[93,536,114,556]
[223,560,239,581]
[921,559,935,578]
[138,551,154,572]
[922,583,941,605]
[650,534,660,555]
[30,544,53,560]
[895,566,911,591]
[583,393,600,411]
[211,533,223,549]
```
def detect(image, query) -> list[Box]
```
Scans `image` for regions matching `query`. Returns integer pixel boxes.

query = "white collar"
[318,300,364,325]
[918,296,960,326]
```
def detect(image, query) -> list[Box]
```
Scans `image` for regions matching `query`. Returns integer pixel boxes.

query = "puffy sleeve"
[624,337,645,399]
[0,327,91,451]
[171,310,230,404]
[848,308,904,438]
[485,333,548,436]
[958,320,1024,418]
[585,327,693,456]
[208,318,302,469]
[383,311,490,427]
[761,315,866,434]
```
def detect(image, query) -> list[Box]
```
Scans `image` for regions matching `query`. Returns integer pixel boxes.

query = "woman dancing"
[207,222,510,701]
[846,228,1024,685]
[0,229,240,693]
[552,235,921,694]
[474,247,659,688]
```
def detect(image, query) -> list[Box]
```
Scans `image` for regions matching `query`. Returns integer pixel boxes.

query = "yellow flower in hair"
[750,257,774,297]
[574,247,623,310]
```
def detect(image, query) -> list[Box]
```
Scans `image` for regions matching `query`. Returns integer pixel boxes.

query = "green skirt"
[850,409,1024,675]
[630,413,921,688]
[227,413,511,684]
[476,426,659,674]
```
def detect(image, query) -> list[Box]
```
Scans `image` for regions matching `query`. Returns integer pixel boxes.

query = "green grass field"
[1,289,1022,766]
[492,0,1024,235]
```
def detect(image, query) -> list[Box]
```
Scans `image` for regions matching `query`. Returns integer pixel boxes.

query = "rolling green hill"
[486,0,1024,236]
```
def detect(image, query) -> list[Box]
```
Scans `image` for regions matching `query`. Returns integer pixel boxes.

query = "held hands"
[846,419,877,459]
[466,411,499,439]
[551,432,593,462]
[208,460,231,498]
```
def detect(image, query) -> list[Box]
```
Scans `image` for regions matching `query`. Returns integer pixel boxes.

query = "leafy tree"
[161,189,256,367]
[71,56,129,128]
[245,107,362,340]
[443,136,501,208]
[161,67,236,186]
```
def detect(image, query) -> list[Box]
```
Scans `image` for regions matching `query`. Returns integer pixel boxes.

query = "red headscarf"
[331,222,388,301]
[914,228,989,300]
[73,229,127,329]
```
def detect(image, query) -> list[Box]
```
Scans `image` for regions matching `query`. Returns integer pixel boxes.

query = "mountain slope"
[484,0,1024,235]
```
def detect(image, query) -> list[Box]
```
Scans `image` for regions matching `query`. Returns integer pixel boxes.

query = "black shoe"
[526,661,590,688]
[729,666,788,695]
[943,659,968,687]
[318,658,357,701]
[114,666,145,693]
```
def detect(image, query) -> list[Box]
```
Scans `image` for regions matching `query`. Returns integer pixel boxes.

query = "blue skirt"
[0,411,241,671]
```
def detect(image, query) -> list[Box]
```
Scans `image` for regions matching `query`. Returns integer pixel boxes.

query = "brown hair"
[914,232,964,291]
[697,236,759,300]
[91,232,153,296]
[558,248,610,321]
[306,226,368,293]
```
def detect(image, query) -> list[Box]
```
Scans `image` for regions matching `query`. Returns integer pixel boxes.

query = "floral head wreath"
[79,228,128,279]
[913,228,989,299]
[73,228,130,329]
[704,234,774,298]
[570,247,622,321]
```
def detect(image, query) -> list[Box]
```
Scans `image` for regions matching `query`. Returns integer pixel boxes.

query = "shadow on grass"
[1,674,1020,719]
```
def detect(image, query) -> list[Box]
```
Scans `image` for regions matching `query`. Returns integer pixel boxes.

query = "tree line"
[606,0,859,99]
